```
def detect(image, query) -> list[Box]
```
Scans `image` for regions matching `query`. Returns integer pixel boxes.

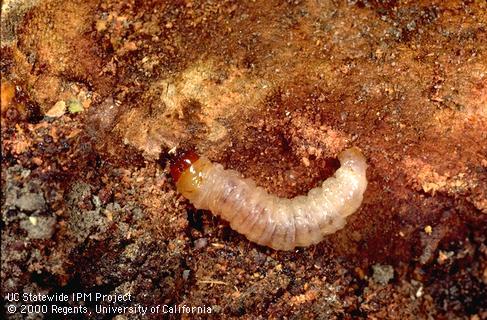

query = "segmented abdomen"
[172,147,367,250]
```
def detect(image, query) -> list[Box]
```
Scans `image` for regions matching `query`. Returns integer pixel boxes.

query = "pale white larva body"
[172,147,367,250]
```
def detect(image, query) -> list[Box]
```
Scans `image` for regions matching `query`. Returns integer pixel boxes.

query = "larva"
[170,147,368,250]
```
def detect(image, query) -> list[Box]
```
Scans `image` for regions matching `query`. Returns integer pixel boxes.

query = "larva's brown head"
[170,150,212,200]
[170,150,200,182]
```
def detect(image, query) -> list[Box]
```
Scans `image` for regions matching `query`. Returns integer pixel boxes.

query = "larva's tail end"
[338,147,367,172]
[170,149,200,182]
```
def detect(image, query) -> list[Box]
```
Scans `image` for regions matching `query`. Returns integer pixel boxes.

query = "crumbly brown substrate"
[1,0,486,319]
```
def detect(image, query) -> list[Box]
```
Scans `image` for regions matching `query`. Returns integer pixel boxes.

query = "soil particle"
[13,191,46,213]
[371,264,394,285]
[4,167,46,213]
[193,238,208,250]
[19,215,56,239]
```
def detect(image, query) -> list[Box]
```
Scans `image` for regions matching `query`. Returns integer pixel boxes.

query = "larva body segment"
[171,147,368,250]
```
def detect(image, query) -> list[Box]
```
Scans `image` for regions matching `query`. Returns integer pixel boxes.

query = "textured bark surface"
[1,0,486,319]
